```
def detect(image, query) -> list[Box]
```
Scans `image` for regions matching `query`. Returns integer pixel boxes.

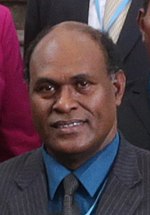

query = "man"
[118,0,150,150]
[24,0,150,81]
[0,22,150,214]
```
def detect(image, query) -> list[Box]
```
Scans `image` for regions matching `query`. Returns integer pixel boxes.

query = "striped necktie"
[103,0,131,43]
[63,174,80,215]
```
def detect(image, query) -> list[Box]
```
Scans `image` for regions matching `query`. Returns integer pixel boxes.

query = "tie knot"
[63,174,79,196]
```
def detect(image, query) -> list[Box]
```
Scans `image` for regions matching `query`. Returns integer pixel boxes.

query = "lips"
[51,120,86,129]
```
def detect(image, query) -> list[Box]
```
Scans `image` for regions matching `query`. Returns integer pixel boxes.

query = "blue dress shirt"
[42,133,120,214]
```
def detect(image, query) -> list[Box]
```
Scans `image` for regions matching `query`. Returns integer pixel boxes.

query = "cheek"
[89,90,116,127]
[145,33,150,49]
[30,99,51,138]
[30,97,50,123]
[143,18,150,41]
[89,87,115,113]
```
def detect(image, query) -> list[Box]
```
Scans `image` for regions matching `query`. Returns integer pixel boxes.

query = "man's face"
[138,3,150,53]
[29,28,125,167]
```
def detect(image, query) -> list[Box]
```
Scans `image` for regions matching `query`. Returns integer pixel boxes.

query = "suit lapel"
[8,149,49,215]
[127,78,150,136]
[96,138,143,215]
[117,0,142,61]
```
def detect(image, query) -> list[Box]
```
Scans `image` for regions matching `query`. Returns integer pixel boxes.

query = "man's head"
[138,0,150,53]
[26,21,125,169]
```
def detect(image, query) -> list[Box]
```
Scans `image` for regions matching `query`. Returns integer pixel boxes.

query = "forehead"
[31,28,105,61]
[30,28,107,80]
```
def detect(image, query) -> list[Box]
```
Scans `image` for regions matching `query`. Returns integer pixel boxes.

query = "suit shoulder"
[0,149,43,210]
[0,149,42,181]
[125,141,150,170]
[134,144,150,165]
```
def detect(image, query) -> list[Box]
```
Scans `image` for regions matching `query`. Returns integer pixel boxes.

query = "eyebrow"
[34,73,93,86]
[71,73,92,81]
[34,78,57,86]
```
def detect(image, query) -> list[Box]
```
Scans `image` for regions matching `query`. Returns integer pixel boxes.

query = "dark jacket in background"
[25,0,150,81]
[118,77,150,150]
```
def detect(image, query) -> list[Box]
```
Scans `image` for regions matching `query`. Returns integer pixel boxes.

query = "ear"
[137,8,146,42]
[111,70,126,106]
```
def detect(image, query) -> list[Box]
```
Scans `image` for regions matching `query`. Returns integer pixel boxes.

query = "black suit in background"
[118,77,150,150]
[25,0,150,81]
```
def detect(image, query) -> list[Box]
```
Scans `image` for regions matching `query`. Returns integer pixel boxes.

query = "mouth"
[51,119,87,129]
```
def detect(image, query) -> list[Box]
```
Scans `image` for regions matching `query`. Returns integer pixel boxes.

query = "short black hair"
[24,21,122,82]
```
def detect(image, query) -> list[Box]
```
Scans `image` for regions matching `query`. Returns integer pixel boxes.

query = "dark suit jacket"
[0,135,150,214]
[118,77,150,150]
[25,0,150,81]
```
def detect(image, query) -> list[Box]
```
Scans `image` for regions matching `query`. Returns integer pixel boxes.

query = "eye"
[38,84,55,92]
[35,82,57,97]
[76,80,90,90]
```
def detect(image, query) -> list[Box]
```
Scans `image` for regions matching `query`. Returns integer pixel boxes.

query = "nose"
[53,86,78,113]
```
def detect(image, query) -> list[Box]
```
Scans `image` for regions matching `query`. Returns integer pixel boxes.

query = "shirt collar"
[74,133,119,196]
[42,133,119,199]
[42,148,70,199]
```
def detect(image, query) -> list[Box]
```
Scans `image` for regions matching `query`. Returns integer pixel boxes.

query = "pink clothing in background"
[0,5,41,162]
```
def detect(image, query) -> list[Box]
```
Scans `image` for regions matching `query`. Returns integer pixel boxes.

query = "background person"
[0,5,40,162]
[118,0,150,150]
[24,0,150,81]
[0,22,150,214]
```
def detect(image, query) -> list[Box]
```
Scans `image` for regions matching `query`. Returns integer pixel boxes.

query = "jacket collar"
[12,136,143,215]
[9,149,49,215]
[117,0,142,60]
[96,135,143,214]
[127,78,150,136]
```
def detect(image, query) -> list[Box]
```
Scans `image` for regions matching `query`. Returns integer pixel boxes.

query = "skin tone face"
[138,2,150,54]
[29,25,125,169]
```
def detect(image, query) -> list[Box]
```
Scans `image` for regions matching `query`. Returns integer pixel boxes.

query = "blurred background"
[1,0,26,52]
